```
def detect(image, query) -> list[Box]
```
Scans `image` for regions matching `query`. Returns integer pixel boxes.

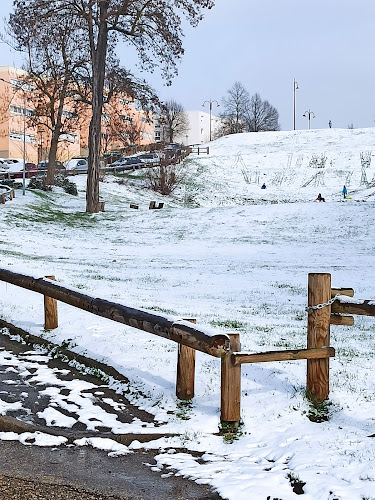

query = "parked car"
[107,156,145,171]
[137,153,160,166]
[37,160,65,171]
[64,158,88,173]
[0,161,38,179]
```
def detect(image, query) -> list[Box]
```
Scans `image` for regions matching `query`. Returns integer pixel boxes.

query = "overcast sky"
[2,0,375,131]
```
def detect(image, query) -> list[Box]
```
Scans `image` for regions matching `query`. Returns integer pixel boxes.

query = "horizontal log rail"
[331,297,375,317]
[331,287,354,298]
[0,268,230,358]
[232,347,335,365]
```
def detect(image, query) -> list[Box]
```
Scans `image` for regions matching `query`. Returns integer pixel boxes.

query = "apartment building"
[154,109,223,146]
[0,66,154,164]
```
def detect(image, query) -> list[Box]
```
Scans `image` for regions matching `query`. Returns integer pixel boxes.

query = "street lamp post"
[293,78,299,131]
[303,109,315,130]
[202,99,220,141]
[0,76,27,195]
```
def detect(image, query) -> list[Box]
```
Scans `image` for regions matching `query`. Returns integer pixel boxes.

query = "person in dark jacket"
[316,193,325,202]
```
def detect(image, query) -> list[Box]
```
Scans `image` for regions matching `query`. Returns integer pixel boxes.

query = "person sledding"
[316,193,325,202]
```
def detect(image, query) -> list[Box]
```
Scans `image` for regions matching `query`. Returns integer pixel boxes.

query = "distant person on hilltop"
[261,183,266,189]
[316,193,325,202]
[342,185,347,199]
[329,120,332,128]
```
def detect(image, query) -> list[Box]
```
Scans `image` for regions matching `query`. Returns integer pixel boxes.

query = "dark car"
[107,157,145,171]
[37,160,65,171]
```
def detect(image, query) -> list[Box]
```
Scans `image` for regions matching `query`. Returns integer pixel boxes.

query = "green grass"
[14,202,97,227]
[210,319,247,330]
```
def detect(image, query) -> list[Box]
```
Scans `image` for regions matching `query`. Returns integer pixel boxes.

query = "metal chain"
[305,294,340,313]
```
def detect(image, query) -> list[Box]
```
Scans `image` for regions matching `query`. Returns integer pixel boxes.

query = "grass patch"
[210,319,246,330]
[304,391,340,422]
[218,420,243,443]
[13,202,97,228]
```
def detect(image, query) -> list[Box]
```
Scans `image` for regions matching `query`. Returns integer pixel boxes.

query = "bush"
[146,164,186,195]
[28,174,77,196]
[28,176,52,191]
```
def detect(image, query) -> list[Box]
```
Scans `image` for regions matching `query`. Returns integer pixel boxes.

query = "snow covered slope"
[179,127,375,206]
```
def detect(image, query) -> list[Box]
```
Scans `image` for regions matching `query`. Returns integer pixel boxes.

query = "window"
[10,131,35,143]
[120,98,134,106]
[10,105,33,116]
[60,133,78,143]
[120,115,133,122]
[62,110,78,119]
[10,79,35,91]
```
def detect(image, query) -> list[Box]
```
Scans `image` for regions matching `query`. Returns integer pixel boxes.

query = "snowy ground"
[1,128,375,499]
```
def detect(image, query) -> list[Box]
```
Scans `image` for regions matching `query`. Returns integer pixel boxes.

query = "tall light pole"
[202,99,220,141]
[293,78,299,131]
[0,76,27,195]
[303,109,315,130]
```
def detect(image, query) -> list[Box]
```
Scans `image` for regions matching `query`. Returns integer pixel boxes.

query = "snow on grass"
[1,128,375,498]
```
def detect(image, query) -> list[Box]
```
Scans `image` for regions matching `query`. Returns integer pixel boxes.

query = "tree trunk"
[86,2,108,213]
[46,127,59,185]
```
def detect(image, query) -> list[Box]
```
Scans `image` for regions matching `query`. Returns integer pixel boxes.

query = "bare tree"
[159,100,189,143]
[146,164,186,195]
[9,5,90,185]
[104,109,147,151]
[245,93,280,132]
[220,81,249,135]
[13,0,215,213]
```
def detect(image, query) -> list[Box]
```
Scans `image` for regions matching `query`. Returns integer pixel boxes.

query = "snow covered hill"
[1,127,375,500]
[177,127,375,206]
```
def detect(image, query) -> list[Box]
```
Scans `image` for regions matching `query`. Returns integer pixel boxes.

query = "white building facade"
[154,110,224,146]
[176,110,223,145]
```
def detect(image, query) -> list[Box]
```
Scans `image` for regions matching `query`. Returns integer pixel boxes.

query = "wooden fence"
[0,185,15,204]
[0,269,371,425]
[189,146,209,155]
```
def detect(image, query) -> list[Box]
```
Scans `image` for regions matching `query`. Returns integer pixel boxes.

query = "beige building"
[0,66,154,164]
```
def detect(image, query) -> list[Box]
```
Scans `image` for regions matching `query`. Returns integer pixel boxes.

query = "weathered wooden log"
[44,275,58,330]
[0,268,229,357]
[176,319,196,400]
[331,298,375,317]
[331,287,354,298]
[221,333,241,423]
[232,347,335,365]
[330,314,354,326]
[307,273,331,401]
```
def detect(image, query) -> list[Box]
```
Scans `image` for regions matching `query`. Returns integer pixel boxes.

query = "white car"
[64,158,88,173]
[0,159,24,172]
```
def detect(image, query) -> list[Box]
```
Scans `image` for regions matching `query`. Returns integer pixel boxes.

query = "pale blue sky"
[2,0,375,131]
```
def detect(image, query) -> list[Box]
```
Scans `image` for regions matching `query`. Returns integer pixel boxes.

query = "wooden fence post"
[176,319,196,400]
[221,333,241,423]
[307,273,331,401]
[44,275,58,330]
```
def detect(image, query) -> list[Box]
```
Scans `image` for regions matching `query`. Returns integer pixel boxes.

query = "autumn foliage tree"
[8,6,90,185]
[10,0,215,213]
